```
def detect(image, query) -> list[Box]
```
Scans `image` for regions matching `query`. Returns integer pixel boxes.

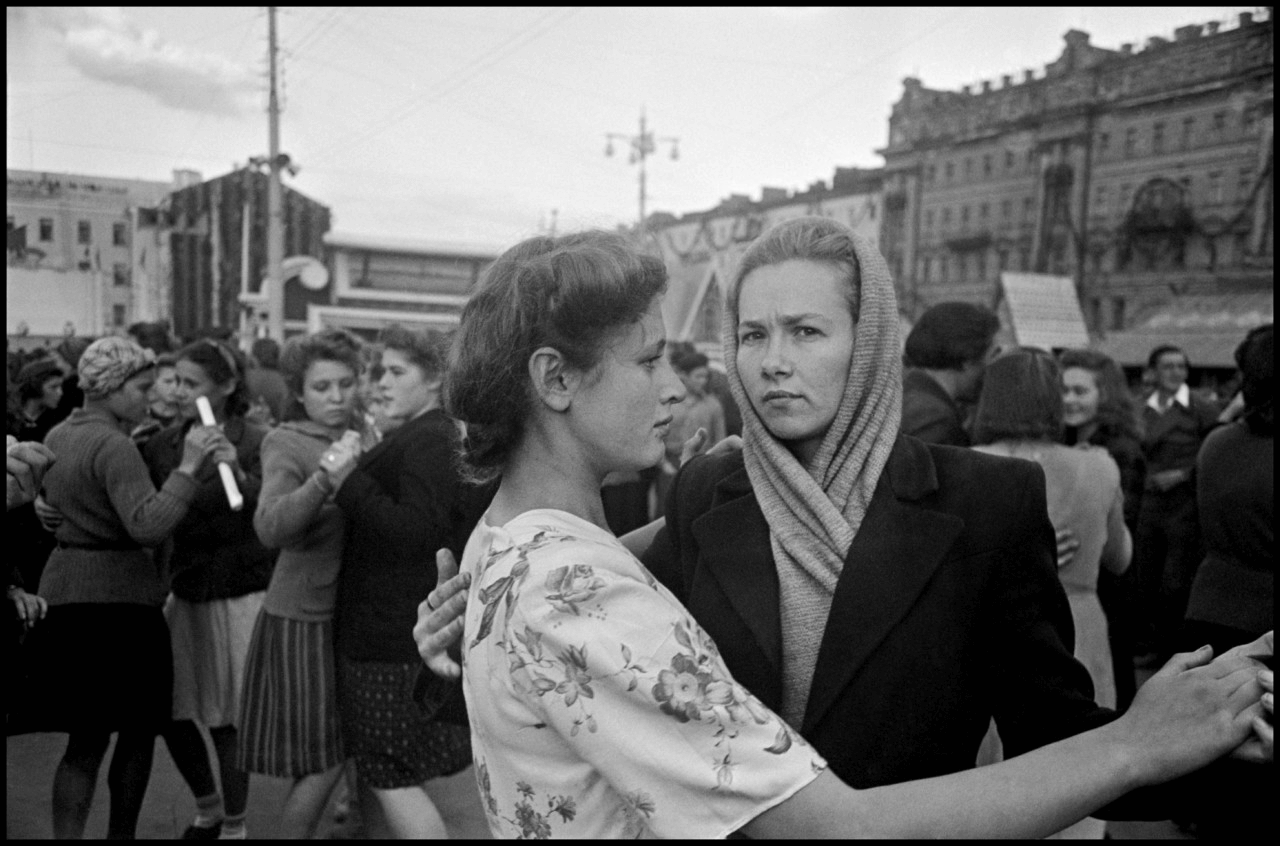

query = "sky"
[6,6,1262,248]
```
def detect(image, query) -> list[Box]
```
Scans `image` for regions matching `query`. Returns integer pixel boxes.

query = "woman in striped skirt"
[237,328,372,838]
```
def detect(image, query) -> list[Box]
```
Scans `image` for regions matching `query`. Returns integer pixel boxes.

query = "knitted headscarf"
[78,337,157,399]
[721,217,902,727]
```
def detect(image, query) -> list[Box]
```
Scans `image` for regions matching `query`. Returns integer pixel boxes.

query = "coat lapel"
[802,437,965,734]
[689,467,783,673]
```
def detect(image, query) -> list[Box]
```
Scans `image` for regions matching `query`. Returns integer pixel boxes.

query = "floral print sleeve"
[461,510,825,839]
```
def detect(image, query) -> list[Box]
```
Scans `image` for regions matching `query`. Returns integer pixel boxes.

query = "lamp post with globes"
[605,108,679,239]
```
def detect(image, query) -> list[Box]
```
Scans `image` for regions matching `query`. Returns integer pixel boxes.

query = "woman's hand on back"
[414,548,470,680]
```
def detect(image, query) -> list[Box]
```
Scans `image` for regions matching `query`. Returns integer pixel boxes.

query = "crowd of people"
[5,216,1273,839]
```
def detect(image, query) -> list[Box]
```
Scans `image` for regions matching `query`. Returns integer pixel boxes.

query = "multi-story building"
[6,169,174,340]
[649,166,884,357]
[878,10,1273,352]
[311,232,503,340]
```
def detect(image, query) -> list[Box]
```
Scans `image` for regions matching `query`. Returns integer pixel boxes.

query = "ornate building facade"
[878,11,1273,338]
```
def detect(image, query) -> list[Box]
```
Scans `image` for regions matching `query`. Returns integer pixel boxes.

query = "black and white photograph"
[6,6,1273,839]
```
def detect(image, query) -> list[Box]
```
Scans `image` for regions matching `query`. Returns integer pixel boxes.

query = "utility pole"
[605,108,679,239]
[265,5,285,341]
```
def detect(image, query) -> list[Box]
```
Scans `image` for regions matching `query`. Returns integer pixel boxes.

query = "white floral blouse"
[460,508,826,839]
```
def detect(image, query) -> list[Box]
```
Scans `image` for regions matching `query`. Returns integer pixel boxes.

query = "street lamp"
[605,108,679,239]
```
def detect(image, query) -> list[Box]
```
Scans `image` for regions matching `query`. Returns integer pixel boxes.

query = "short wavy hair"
[972,347,1064,445]
[278,328,364,421]
[1057,347,1141,443]
[904,302,1000,371]
[378,323,448,380]
[176,338,251,419]
[446,230,667,483]
[1236,323,1273,436]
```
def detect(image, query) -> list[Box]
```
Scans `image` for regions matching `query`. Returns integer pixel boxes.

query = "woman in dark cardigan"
[141,339,273,840]
[325,324,493,838]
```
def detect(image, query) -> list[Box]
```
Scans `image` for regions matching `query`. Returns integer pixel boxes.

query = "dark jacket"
[333,408,495,664]
[901,368,969,447]
[645,435,1110,787]
[644,435,1215,816]
[1188,422,1273,637]
[141,416,273,602]
[1140,394,1220,479]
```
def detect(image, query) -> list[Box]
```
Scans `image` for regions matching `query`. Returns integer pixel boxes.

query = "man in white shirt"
[1134,345,1221,665]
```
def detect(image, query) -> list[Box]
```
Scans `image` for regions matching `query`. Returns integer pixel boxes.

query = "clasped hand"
[319,430,363,490]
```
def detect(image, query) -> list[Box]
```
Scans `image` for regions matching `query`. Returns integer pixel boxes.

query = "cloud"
[37,7,258,116]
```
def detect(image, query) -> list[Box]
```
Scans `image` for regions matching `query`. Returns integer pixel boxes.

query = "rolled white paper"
[195,395,244,512]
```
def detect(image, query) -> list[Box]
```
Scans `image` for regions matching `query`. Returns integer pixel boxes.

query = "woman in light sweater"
[28,337,230,839]
[237,327,371,839]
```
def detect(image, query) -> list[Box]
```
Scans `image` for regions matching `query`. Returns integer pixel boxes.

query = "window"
[998,250,1009,271]
[976,251,987,280]
[112,304,126,327]
[1097,132,1110,154]
[922,257,932,282]
[942,207,952,225]
[1026,148,1035,165]
[924,210,935,229]
[958,255,968,282]
[1152,122,1165,154]
[964,158,973,178]
[39,218,53,241]
[1119,183,1133,209]
[1001,199,1012,219]
[1207,172,1223,204]
[1005,150,1015,169]
[945,161,954,180]
[112,263,129,287]
[1181,117,1195,148]
[1212,111,1227,132]
[961,205,970,225]
[983,154,992,176]
[940,256,949,281]
[1111,297,1126,331]
[979,202,989,220]
[1243,108,1257,135]
[1023,197,1034,219]
[112,222,126,247]
[1094,184,1108,213]
[1124,127,1137,157]
[77,220,91,245]
[925,165,936,184]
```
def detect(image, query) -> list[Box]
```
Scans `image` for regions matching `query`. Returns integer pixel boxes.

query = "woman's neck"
[1076,421,1099,443]
[23,398,44,421]
[489,436,608,530]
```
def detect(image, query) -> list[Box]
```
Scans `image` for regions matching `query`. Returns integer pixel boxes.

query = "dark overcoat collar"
[689,435,964,734]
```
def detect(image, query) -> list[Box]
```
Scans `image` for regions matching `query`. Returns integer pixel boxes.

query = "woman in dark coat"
[324,324,492,837]
[1059,348,1147,710]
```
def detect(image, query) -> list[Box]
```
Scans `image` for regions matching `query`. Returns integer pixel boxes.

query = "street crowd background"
[6,301,1270,838]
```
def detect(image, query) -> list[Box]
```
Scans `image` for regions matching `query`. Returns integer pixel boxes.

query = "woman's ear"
[528,346,578,412]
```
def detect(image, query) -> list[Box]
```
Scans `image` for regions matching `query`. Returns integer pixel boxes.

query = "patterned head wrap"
[78,337,157,400]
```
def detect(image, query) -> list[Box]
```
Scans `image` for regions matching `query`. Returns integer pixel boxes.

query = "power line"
[308,7,579,166]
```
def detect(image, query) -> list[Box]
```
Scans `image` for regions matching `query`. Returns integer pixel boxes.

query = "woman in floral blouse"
[436,229,1268,839]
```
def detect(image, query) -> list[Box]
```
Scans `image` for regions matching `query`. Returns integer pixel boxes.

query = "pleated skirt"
[235,610,343,778]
